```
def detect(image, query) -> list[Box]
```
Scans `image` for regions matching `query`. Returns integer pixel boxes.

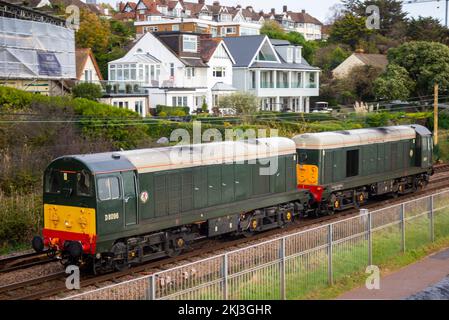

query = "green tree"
[72,83,103,101]
[406,17,449,44]
[329,13,373,50]
[260,20,285,39]
[75,10,110,54]
[374,64,414,100]
[259,21,317,63]
[342,0,407,37]
[220,92,259,122]
[387,41,449,98]
[341,65,384,102]
[314,44,351,72]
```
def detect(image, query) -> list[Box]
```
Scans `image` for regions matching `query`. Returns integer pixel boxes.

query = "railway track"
[0,251,56,274]
[3,165,449,300]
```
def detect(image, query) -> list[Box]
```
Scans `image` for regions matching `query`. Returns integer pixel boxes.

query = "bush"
[72,82,103,101]
[156,105,190,116]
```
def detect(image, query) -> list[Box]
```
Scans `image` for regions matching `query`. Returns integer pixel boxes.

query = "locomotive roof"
[69,137,296,174]
[292,125,419,150]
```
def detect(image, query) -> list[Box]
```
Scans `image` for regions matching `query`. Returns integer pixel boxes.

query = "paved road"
[338,248,449,300]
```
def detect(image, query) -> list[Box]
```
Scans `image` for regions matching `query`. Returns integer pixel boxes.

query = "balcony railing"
[276,82,289,88]
[305,83,318,89]
[291,82,303,88]
[96,81,148,95]
[260,82,275,88]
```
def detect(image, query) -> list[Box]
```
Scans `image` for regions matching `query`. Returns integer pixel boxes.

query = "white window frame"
[185,67,195,79]
[213,67,226,78]
[183,35,198,52]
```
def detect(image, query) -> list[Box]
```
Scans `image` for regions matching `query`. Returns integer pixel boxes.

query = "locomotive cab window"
[346,150,359,178]
[77,170,92,197]
[44,169,62,194]
[97,177,121,201]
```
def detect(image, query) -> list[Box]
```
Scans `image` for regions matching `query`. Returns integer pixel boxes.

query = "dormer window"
[183,35,197,52]
[220,14,231,21]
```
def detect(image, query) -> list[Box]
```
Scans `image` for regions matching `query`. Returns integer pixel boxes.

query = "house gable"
[249,36,281,66]
[210,41,235,65]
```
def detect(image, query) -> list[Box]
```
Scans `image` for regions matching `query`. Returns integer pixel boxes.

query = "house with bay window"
[223,35,320,112]
[107,31,236,113]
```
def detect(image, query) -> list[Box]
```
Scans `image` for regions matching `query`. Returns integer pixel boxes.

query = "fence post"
[328,224,333,286]
[401,203,406,253]
[147,274,156,300]
[360,209,372,266]
[280,237,286,300]
[430,195,435,242]
[222,254,228,300]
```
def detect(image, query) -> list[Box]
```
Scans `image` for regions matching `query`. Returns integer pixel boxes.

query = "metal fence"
[65,189,449,300]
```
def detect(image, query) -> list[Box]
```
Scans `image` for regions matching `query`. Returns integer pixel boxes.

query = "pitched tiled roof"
[114,11,136,20]
[354,53,388,70]
[223,35,266,67]
[75,48,103,81]
[200,38,220,62]
[124,2,137,10]
[288,11,323,25]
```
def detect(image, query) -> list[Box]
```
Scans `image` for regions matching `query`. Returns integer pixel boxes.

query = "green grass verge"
[188,207,449,300]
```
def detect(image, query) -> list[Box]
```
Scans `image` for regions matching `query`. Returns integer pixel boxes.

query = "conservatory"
[108,53,161,86]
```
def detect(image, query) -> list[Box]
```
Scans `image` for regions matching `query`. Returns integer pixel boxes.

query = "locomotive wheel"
[47,249,57,258]
[111,242,128,271]
[166,237,185,257]
[166,247,182,257]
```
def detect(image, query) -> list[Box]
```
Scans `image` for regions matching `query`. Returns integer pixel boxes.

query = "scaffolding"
[0,1,75,80]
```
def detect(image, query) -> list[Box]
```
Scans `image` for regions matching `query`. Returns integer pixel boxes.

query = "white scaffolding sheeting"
[0,16,76,79]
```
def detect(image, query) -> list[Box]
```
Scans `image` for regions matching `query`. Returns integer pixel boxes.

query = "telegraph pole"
[434,83,439,146]
[446,0,449,27]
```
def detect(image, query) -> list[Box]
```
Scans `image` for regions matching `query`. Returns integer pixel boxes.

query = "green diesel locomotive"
[32,125,433,273]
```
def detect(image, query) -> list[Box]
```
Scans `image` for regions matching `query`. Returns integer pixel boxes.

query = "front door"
[122,171,137,226]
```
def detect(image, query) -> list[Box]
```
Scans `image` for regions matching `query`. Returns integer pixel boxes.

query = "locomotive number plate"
[105,213,119,221]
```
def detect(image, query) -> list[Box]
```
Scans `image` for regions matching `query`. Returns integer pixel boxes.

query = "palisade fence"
[65,189,449,300]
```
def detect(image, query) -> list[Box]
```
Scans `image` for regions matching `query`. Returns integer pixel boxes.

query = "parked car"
[312,102,333,113]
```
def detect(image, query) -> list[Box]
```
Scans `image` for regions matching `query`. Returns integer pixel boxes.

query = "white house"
[107,31,236,113]
[223,35,320,112]
[75,48,103,83]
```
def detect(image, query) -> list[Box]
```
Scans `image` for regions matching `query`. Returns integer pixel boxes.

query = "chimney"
[198,0,205,4]
[271,8,275,14]
[301,9,306,13]
[283,5,287,13]
[118,1,125,12]
[213,1,220,6]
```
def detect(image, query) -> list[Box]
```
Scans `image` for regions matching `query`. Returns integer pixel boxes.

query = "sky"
[106,0,446,25]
